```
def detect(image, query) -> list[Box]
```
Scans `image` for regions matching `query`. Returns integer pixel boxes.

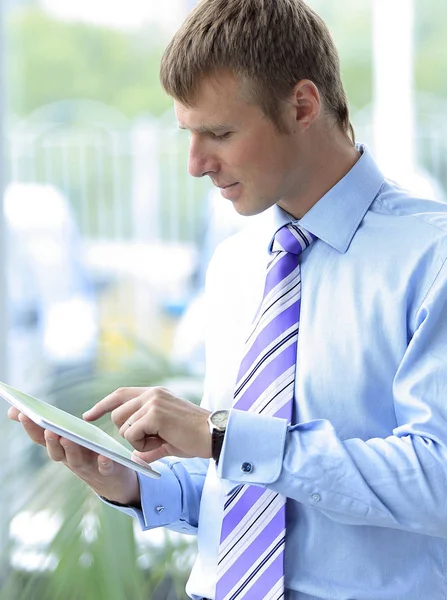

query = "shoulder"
[374,180,447,235]
[365,181,447,266]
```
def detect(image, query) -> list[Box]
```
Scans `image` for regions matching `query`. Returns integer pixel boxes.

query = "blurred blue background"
[0,0,445,598]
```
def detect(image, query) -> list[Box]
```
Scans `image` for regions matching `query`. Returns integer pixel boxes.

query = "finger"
[130,451,154,467]
[133,445,170,463]
[59,440,114,477]
[118,415,143,440]
[111,397,144,430]
[83,387,146,421]
[7,406,20,421]
[119,402,157,440]
[44,430,67,462]
[59,438,95,469]
[131,437,163,455]
[19,414,47,446]
[123,417,159,452]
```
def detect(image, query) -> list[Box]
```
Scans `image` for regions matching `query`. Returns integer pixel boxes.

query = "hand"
[7,406,141,506]
[83,387,212,463]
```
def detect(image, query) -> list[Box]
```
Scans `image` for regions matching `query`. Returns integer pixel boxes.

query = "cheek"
[234,139,282,179]
[250,146,289,189]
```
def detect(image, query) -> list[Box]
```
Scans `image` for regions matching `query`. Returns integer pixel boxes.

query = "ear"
[289,79,321,130]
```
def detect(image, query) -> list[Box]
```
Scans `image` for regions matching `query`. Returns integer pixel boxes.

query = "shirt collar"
[270,144,385,254]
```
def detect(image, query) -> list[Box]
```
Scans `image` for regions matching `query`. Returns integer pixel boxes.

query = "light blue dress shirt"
[111,145,447,600]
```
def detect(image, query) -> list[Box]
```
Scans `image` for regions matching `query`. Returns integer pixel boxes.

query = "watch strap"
[211,428,225,465]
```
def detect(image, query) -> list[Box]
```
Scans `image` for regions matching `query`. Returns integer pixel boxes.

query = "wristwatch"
[207,409,229,465]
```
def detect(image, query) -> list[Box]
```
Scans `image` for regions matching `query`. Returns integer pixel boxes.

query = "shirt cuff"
[217,409,288,487]
[101,461,183,531]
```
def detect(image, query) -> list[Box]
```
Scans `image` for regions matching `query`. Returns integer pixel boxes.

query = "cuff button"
[241,462,253,474]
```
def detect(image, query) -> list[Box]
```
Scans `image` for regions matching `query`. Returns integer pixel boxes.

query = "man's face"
[175,72,307,217]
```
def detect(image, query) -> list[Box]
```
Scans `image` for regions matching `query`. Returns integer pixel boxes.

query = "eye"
[212,132,232,141]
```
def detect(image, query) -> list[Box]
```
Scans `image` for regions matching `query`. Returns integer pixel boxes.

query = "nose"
[188,136,219,178]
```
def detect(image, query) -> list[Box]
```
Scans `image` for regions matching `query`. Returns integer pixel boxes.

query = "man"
[8,0,447,599]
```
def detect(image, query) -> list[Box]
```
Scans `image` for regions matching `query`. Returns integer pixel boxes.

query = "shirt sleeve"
[102,456,209,535]
[218,256,447,538]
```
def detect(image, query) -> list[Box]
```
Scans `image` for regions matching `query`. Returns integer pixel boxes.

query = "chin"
[232,205,259,217]
[234,199,275,218]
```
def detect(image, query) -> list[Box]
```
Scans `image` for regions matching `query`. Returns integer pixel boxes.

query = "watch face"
[211,409,229,430]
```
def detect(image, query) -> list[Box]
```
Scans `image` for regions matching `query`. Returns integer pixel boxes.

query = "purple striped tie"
[216,223,316,600]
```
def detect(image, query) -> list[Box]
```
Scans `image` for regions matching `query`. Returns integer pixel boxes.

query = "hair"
[160,0,355,142]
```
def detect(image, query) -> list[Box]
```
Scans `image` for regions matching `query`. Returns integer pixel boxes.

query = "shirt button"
[311,493,321,503]
[156,505,165,513]
[241,462,253,474]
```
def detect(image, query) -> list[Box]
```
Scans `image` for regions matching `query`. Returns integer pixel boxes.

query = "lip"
[219,182,241,201]
[216,182,238,190]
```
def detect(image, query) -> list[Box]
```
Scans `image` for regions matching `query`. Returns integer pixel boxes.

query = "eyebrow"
[178,123,231,133]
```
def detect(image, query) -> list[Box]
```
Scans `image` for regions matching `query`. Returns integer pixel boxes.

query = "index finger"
[83,387,146,422]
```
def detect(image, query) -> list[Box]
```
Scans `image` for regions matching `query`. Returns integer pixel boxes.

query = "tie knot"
[270,223,316,255]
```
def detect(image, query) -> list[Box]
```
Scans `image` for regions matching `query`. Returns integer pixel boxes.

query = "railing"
[7,100,212,247]
[7,97,446,253]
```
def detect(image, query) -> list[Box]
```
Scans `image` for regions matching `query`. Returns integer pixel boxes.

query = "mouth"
[217,182,242,201]
[215,182,238,190]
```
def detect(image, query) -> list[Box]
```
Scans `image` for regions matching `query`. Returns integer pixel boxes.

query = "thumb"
[97,455,115,475]
[132,447,169,464]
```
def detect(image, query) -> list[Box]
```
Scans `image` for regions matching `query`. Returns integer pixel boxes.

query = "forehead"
[174,72,260,131]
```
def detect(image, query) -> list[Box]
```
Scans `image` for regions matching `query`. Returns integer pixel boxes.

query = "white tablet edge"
[2,388,161,479]
[38,418,161,478]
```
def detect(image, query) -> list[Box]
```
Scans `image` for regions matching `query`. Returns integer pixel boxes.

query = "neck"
[278,125,361,220]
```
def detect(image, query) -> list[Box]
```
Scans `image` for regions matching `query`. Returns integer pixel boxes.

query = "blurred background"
[0,0,445,598]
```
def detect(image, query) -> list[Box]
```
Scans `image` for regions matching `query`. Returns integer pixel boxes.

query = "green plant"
[0,339,201,600]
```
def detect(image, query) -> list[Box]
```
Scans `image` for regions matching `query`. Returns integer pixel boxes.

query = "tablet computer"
[0,381,160,479]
